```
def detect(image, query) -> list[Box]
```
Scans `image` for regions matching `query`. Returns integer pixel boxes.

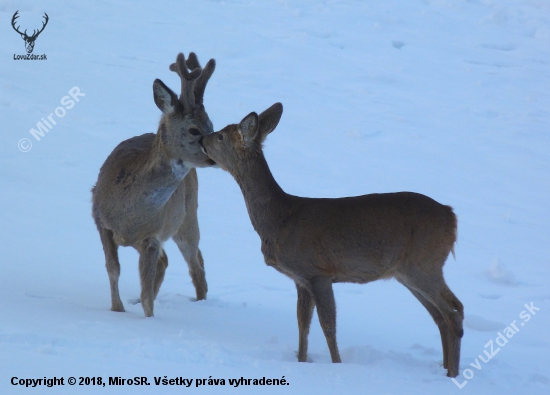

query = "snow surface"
[1,0,549,394]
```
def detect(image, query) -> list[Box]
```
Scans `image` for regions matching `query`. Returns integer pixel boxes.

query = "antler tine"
[169,53,202,81]
[11,11,24,36]
[169,53,202,114]
[181,52,215,106]
[37,13,49,35]
[185,52,201,71]
[194,58,216,106]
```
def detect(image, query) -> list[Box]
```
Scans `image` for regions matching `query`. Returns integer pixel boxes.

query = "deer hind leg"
[296,282,315,362]
[310,276,341,363]
[98,227,124,312]
[173,228,207,301]
[138,237,161,317]
[397,279,450,369]
[398,270,463,377]
[153,248,168,300]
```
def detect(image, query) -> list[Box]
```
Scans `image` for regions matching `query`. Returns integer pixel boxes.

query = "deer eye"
[217,134,223,141]
[189,128,201,136]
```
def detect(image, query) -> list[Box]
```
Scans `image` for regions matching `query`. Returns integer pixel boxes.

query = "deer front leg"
[138,238,161,317]
[98,227,124,312]
[310,276,341,363]
[173,205,207,301]
[173,169,207,300]
[296,282,315,362]
[173,233,207,301]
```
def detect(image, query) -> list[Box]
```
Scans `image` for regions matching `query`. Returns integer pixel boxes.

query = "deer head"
[11,11,49,54]
[200,103,283,173]
[153,52,217,168]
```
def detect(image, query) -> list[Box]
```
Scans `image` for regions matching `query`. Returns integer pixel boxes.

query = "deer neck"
[233,151,291,237]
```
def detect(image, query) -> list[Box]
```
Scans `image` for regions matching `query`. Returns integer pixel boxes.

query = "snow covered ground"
[1,0,549,394]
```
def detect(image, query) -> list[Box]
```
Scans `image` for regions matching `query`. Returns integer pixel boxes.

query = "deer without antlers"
[92,52,217,317]
[200,103,464,377]
[11,11,49,54]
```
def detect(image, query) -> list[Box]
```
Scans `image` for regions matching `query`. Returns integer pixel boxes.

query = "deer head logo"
[11,11,49,54]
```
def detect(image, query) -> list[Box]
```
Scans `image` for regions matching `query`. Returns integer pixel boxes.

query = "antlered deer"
[200,103,464,377]
[92,52,216,317]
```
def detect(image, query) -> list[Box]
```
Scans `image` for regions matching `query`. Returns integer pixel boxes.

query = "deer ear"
[258,103,283,143]
[238,112,259,146]
[153,79,179,115]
